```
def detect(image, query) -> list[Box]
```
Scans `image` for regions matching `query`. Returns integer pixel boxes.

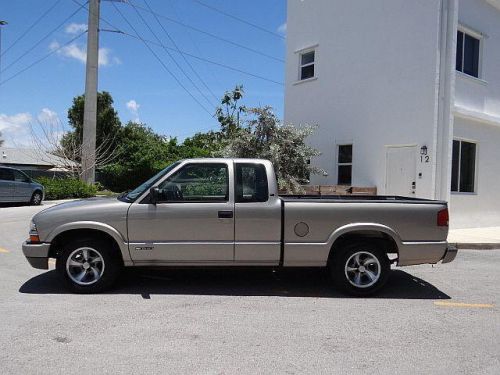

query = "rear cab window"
[235,163,269,203]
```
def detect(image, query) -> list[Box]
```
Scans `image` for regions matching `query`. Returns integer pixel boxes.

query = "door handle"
[218,210,233,219]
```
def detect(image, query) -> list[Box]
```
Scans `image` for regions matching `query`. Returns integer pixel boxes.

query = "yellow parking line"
[434,301,494,309]
[0,247,9,253]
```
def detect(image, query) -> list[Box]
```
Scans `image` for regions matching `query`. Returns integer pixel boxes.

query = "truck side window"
[236,163,268,203]
[157,163,228,202]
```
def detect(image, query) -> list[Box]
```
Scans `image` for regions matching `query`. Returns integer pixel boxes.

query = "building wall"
[284,0,443,198]
[284,0,500,228]
[451,117,500,228]
[455,0,500,118]
[450,0,500,227]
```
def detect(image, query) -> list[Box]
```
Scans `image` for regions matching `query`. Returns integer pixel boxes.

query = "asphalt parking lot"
[0,201,499,374]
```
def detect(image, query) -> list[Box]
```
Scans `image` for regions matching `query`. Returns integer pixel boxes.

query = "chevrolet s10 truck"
[22,158,457,295]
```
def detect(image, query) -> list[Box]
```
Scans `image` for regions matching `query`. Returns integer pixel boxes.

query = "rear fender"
[326,223,403,251]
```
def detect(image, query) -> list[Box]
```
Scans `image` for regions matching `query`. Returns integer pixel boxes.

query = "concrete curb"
[451,243,500,250]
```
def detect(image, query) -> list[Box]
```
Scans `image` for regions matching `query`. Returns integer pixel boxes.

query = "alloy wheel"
[344,251,381,288]
[66,247,105,286]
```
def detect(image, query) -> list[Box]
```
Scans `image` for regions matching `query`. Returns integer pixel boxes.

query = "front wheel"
[329,241,390,296]
[56,238,122,293]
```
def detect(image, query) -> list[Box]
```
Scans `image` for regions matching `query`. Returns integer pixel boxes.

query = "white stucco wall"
[450,116,500,228]
[450,1,500,228]
[284,0,442,198]
[455,0,500,118]
[284,0,500,228]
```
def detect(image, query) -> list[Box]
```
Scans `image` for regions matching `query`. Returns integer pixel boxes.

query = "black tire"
[329,241,390,297]
[56,238,122,293]
[30,191,43,206]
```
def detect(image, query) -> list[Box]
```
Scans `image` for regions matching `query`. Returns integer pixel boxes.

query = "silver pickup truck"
[22,158,456,295]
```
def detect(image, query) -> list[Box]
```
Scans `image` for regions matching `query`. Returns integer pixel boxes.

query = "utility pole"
[81,0,100,183]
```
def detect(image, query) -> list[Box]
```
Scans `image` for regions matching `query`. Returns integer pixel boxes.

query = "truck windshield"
[120,161,181,202]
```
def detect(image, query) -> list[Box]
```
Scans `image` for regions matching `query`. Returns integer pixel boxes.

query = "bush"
[37,177,97,200]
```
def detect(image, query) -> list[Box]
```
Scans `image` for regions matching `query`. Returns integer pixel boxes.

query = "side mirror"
[149,187,159,204]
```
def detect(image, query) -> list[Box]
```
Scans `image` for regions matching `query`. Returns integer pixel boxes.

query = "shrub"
[36,177,97,200]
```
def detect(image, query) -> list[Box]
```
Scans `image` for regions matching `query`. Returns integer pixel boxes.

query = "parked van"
[0,166,44,205]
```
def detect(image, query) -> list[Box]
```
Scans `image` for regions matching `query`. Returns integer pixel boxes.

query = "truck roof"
[178,158,271,164]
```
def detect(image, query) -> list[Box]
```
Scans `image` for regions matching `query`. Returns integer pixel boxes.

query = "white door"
[385,146,416,196]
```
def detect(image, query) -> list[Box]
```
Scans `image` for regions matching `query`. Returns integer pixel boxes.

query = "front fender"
[46,221,131,264]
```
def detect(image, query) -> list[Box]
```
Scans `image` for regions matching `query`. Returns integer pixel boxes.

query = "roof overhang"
[454,105,500,127]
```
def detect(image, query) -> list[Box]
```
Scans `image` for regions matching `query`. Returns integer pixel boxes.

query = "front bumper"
[441,244,458,264]
[22,241,51,270]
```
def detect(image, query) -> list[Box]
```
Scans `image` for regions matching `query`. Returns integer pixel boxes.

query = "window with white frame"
[299,50,315,80]
[456,29,481,78]
[451,140,477,193]
[337,144,352,185]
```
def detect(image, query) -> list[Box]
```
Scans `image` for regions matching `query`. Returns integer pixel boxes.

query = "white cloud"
[0,112,34,147]
[37,108,59,124]
[49,41,119,67]
[0,109,63,148]
[65,23,87,34]
[126,100,140,122]
[277,22,287,35]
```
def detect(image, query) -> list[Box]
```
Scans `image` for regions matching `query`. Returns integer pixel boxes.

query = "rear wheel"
[56,238,122,293]
[30,191,43,205]
[329,241,390,296]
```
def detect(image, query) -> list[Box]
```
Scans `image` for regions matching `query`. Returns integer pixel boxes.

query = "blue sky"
[0,0,286,147]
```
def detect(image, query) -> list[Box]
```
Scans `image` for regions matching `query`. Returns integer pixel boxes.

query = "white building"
[284,0,500,228]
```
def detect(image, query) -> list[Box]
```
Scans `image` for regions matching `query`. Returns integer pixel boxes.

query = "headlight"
[29,221,37,233]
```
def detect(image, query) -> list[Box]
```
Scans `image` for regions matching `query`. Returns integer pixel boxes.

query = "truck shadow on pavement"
[19,268,451,300]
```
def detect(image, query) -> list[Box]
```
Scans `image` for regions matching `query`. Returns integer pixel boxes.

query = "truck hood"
[33,197,131,242]
[36,197,125,215]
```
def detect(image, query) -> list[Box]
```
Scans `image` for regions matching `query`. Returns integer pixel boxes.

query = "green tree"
[221,106,324,193]
[60,91,122,161]
[179,131,224,158]
[215,85,246,138]
[99,122,179,192]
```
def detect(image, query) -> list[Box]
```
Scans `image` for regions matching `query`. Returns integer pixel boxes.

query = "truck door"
[234,162,281,265]
[127,161,235,263]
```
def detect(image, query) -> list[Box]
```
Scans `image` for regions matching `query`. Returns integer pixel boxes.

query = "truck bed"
[280,195,446,204]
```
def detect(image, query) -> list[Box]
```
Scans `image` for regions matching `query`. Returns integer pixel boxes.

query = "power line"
[126,0,216,109]
[0,31,87,87]
[168,0,220,94]
[1,0,62,57]
[74,0,283,85]
[120,31,284,86]
[0,2,87,74]
[123,1,284,63]
[110,1,214,117]
[140,0,219,102]
[192,0,285,40]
